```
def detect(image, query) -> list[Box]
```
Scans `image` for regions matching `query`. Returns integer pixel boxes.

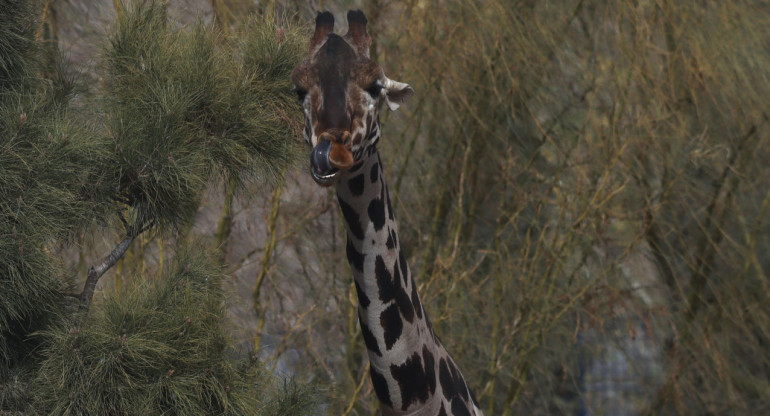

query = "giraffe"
[291,10,483,416]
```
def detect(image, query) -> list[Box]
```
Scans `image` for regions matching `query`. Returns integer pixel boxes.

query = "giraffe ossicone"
[292,10,484,416]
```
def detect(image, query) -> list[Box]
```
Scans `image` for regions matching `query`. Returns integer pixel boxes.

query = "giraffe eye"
[364,81,382,99]
[293,86,307,102]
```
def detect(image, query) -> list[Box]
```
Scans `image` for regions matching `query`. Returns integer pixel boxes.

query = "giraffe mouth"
[310,139,341,186]
[311,166,340,185]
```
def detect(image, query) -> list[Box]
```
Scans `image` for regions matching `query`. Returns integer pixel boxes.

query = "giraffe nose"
[311,139,334,175]
[310,131,354,186]
[310,138,340,186]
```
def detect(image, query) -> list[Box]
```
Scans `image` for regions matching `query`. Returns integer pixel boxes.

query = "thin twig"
[253,181,284,352]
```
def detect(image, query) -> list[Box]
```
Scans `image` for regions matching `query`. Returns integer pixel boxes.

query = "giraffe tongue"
[310,140,339,185]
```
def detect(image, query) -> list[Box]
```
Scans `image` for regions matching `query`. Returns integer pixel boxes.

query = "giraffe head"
[291,10,414,186]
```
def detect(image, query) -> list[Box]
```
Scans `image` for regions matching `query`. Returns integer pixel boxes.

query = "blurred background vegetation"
[2,0,770,415]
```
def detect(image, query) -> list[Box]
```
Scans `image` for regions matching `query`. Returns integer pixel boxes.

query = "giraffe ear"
[383,78,414,111]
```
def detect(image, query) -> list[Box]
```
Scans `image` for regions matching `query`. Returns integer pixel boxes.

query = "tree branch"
[78,233,135,305]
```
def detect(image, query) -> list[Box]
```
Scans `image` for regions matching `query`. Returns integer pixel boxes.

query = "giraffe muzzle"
[310,139,339,185]
[310,131,353,186]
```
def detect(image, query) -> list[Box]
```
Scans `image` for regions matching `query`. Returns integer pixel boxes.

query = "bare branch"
[78,233,135,305]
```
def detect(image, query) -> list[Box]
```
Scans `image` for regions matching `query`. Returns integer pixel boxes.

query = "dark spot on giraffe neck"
[390,351,432,411]
[451,397,472,416]
[396,278,415,324]
[423,345,437,395]
[338,196,364,240]
[346,239,364,273]
[360,319,381,357]
[439,357,470,404]
[370,160,379,183]
[368,197,386,231]
[370,366,393,408]
[375,255,396,303]
[438,403,448,416]
[439,358,455,401]
[380,303,403,350]
[375,256,415,323]
[348,173,365,196]
[354,279,370,309]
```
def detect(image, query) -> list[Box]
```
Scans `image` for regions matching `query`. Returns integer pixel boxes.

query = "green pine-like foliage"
[33,247,320,415]
[0,0,111,376]
[104,0,303,232]
[1,0,320,414]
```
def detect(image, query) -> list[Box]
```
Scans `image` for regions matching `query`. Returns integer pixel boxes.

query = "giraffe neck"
[335,146,482,416]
